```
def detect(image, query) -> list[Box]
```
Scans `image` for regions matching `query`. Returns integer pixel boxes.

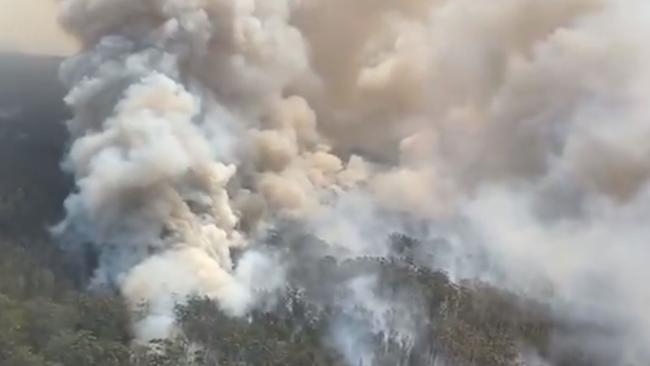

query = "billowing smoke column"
[55,0,374,340]
[56,0,650,363]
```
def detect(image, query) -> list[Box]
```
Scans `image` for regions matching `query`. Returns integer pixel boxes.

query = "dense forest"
[0,54,612,366]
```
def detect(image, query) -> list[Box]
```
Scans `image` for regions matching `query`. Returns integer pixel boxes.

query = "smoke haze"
[0,0,77,55]
[54,0,650,364]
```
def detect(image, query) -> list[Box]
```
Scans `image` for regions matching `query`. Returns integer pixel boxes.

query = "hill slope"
[0,53,69,235]
[0,54,610,366]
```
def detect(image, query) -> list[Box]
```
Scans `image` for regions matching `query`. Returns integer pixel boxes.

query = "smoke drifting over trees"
[2,0,647,365]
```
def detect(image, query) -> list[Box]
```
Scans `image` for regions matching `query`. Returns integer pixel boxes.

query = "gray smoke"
[55,0,650,364]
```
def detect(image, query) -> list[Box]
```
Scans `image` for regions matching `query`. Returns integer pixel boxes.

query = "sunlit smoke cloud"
[56,0,650,363]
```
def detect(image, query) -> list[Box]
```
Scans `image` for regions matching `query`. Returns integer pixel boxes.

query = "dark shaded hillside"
[0,53,70,236]
[0,54,138,366]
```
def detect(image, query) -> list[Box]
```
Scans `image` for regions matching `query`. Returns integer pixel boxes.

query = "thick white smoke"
[56,0,650,363]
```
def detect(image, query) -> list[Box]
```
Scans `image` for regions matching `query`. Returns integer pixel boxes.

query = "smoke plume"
[55,0,650,364]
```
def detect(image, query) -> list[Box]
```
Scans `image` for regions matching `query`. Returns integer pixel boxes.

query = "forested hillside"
[0,54,609,366]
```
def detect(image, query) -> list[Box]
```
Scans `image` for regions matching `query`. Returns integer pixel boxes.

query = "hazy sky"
[0,0,78,55]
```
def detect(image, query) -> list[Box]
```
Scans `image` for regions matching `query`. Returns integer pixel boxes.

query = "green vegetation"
[0,170,597,366]
[0,228,589,366]
[0,209,583,366]
[0,233,131,366]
